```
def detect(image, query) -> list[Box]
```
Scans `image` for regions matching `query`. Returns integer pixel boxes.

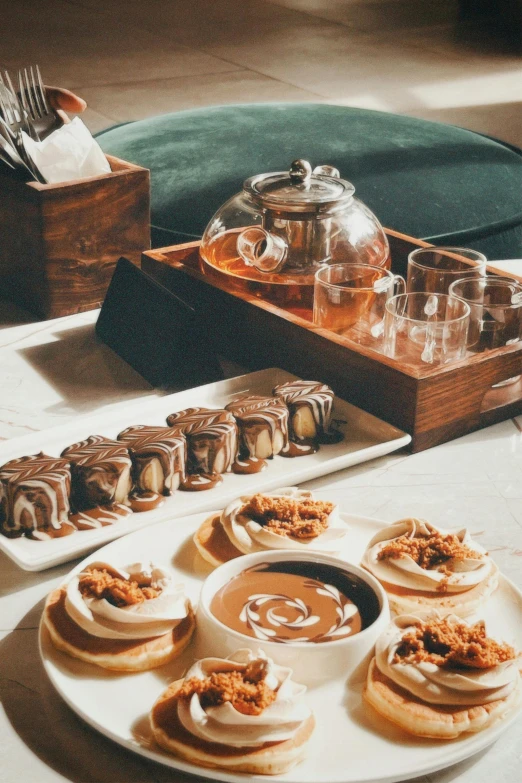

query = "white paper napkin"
[21,117,111,184]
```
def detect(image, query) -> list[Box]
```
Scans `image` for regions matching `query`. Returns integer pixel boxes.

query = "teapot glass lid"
[243,159,355,213]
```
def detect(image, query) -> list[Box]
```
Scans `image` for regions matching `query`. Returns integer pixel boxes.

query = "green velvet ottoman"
[97,104,522,260]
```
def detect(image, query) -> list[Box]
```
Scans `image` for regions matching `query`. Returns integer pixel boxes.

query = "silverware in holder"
[0,66,62,183]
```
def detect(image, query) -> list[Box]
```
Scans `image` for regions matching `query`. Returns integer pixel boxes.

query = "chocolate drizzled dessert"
[225,395,288,464]
[61,435,132,512]
[0,452,74,539]
[118,425,187,496]
[166,407,238,485]
[273,380,338,444]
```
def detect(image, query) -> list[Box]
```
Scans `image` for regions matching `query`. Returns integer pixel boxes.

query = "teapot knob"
[289,159,312,184]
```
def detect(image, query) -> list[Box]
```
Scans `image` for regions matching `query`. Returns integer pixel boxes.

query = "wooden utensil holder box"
[141,231,522,453]
[0,155,150,320]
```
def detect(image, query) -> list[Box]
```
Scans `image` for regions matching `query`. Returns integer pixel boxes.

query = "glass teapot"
[200,159,390,281]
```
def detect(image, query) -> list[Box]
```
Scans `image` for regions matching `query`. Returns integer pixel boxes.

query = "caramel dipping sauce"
[210,561,381,644]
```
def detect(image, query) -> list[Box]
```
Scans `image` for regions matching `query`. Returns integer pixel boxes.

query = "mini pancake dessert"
[44,561,195,672]
[166,407,238,490]
[225,396,289,467]
[194,487,349,568]
[272,380,340,450]
[361,518,498,617]
[117,425,186,510]
[0,452,75,540]
[364,611,521,739]
[61,435,133,515]
[150,649,314,774]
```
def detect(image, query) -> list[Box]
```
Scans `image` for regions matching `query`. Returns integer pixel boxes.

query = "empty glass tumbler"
[407,247,487,295]
[449,276,522,385]
[313,263,405,345]
[383,292,470,366]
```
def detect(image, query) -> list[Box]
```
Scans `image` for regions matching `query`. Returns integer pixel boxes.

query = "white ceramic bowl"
[195,549,390,686]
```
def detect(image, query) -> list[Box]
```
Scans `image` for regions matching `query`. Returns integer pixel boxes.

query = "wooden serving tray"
[141,230,522,452]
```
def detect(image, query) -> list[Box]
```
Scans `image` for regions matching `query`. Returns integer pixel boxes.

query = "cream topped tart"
[194,488,349,568]
[150,649,315,775]
[364,611,521,738]
[361,518,498,617]
[43,561,195,671]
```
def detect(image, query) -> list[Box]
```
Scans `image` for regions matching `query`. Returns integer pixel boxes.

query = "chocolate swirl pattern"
[118,425,187,495]
[273,381,334,441]
[226,395,289,460]
[211,562,366,644]
[166,408,238,477]
[0,453,73,539]
[61,435,132,512]
[238,584,359,643]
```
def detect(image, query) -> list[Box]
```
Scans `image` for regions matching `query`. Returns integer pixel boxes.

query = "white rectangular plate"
[0,368,410,571]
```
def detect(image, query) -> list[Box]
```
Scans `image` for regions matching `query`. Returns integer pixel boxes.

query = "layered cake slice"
[166,408,238,489]
[0,452,74,539]
[118,425,186,496]
[225,395,288,463]
[273,380,335,443]
[61,435,132,512]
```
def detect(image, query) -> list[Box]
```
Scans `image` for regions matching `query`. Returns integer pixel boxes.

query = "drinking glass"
[313,263,405,345]
[449,276,522,385]
[383,292,470,366]
[407,247,487,295]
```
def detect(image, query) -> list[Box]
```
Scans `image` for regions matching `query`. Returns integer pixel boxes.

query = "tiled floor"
[1,0,521,143]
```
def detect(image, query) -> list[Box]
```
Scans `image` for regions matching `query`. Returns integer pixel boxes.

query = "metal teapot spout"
[236,226,288,273]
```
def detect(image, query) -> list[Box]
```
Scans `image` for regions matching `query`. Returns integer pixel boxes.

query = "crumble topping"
[78,567,161,607]
[377,530,484,572]
[239,494,334,539]
[394,618,516,669]
[179,659,277,715]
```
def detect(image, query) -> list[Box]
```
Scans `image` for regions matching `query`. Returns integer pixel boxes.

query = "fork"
[19,66,63,140]
[0,70,47,182]
[0,71,38,140]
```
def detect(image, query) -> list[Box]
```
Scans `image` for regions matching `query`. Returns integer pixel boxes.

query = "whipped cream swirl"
[221,487,349,555]
[362,518,492,593]
[376,612,520,706]
[177,649,311,747]
[65,561,191,640]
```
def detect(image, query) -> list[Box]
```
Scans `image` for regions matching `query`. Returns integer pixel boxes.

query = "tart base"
[382,561,499,618]
[193,513,243,568]
[363,657,520,739]
[150,678,315,775]
[43,588,195,672]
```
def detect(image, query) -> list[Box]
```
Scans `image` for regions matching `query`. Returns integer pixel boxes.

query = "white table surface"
[1,306,522,783]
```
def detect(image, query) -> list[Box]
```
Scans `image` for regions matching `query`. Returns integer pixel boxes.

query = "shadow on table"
[0,601,197,783]
[17,323,155,416]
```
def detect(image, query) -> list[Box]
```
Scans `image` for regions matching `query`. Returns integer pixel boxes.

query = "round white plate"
[39,510,522,783]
